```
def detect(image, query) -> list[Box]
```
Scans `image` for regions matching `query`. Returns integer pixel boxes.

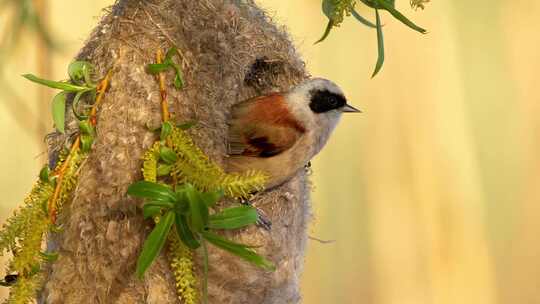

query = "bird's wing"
[228,93,306,157]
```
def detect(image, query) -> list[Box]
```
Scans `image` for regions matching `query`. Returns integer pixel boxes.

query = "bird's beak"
[342,104,362,113]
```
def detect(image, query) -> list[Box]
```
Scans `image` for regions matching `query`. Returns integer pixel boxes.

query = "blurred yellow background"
[1,0,539,303]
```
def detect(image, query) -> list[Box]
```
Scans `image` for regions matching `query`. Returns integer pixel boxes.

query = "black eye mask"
[309,89,347,113]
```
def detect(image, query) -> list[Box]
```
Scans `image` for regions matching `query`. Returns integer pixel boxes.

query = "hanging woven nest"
[41,0,311,303]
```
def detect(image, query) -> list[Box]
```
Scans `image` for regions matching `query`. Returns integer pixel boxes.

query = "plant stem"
[89,70,112,126]
[48,71,112,223]
[201,238,209,304]
[156,49,170,122]
[48,136,80,223]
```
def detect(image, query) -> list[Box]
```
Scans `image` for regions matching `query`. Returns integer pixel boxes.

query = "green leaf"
[351,9,377,28]
[174,73,183,89]
[68,61,93,85]
[51,92,66,133]
[208,206,258,230]
[156,164,172,177]
[360,0,388,9]
[127,181,177,202]
[315,20,334,44]
[322,0,336,20]
[80,134,94,153]
[185,184,209,233]
[79,120,95,136]
[372,9,385,78]
[28,264,41,277]
[23,74,91,92]
[173,189,190,214]
[160,121,173,141]
[202,231,275,271]
[136,211,175,278]
[143,204,162,219]
[41,198,49,215]
[159,146,178,164]
[29,264,41,276]
[360,0,378,8]
[72,90,89,120]
[376,0,426,33]
[175,214,200,249]
[39,251,59,262]
[39,165,50,183]
[142,201,175,219]
[147,63,170,74]
[200,189,224,208]
[177,121,197,130]
[144,201,175,209]
[148,47,184,89]
[165,47,178,61]
[171,63,184,89]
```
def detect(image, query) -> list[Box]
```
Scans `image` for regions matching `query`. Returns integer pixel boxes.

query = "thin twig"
[48,71,112,223]
[156,50,170,122]
[89,70,112,126]
[308,236,336,244]
[48,136,80,223]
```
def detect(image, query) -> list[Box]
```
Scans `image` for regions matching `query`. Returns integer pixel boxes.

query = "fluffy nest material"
[41,0,311,303]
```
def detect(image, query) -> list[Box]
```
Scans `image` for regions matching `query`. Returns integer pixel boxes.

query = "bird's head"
[288,78,361,117]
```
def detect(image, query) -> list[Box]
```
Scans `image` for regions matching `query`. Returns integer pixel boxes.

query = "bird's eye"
[328,97,337,106]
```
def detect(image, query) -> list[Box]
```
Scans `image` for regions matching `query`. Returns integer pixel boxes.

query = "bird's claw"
[256,209,272,231]
[241,198,272,231]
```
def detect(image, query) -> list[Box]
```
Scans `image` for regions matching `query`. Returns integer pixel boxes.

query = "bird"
[225,78,360,189]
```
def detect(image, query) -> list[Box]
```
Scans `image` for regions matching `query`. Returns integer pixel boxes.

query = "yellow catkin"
[0,180,52,277]
[1,70,110,304]
[55,151,85,213]
[0,182,52,254]
[139,125,268,302]
[168,233,198,304]
[0,180,52,304]
[10,216,49,275]
[4,274,44,304]
[0,148,86,304]
[142,141,199,303]
[167,126,268,198]
[142,142,160,183]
